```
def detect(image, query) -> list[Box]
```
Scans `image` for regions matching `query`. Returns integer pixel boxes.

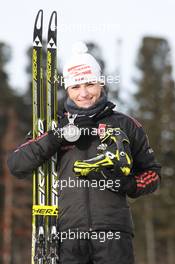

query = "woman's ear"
[65,89,69,98]
[100,85,107,96]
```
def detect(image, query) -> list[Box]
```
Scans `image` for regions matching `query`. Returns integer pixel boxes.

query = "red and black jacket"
[7,103,161,235]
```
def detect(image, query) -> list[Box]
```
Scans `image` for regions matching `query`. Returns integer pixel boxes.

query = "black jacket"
[7,105,161,235]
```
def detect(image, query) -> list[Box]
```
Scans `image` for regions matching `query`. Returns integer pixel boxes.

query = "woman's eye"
[87,82,94,86]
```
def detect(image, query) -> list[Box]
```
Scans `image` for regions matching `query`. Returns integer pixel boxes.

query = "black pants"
[59,231,135,264]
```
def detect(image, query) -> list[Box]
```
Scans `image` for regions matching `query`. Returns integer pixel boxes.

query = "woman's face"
[67,82,103,108]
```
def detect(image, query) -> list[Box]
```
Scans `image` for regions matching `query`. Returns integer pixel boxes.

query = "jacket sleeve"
[7,131,62,179]
[125,116,161,198]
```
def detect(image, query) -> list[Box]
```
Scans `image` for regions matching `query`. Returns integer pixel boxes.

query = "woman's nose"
[79,86,89,97]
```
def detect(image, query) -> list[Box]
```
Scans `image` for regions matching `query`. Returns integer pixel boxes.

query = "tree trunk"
[167,236,174,264]
[144,198,156,264]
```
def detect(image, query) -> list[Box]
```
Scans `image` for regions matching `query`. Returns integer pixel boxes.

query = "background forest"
[0,5,175,264]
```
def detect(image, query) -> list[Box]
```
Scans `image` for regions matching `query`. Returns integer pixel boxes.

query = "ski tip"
[33,10,43,45]
[34,9,43,31]
[49,11,57,32]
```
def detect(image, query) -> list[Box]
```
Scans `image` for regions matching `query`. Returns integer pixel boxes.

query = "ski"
[46,11,59,263]
[32,9,46,264]
[32,10,58,264]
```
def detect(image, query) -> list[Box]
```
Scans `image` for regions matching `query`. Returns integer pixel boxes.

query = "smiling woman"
[7,38,161,264]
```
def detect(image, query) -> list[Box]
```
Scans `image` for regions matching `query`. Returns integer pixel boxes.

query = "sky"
[0,0,175,96]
